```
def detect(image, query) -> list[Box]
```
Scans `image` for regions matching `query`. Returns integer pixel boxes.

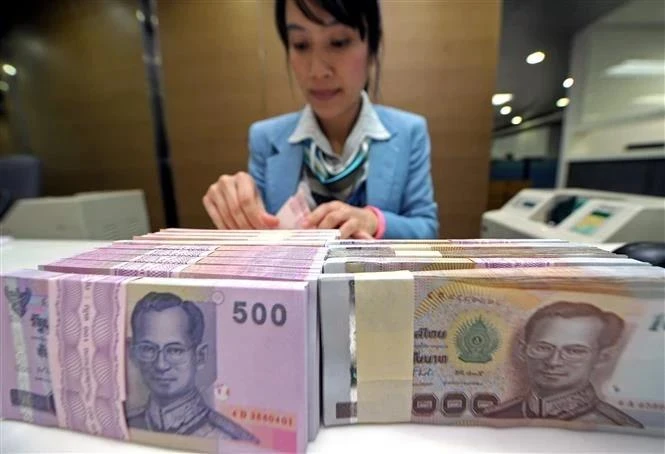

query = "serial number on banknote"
[230,407,296,429]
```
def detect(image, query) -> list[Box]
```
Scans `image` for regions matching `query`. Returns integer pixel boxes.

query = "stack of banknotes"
[2,230,664,454]
[319,239,665,438]
[2,229,337,453]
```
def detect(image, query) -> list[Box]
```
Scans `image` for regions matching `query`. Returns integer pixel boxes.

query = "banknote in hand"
[276,184,314,230]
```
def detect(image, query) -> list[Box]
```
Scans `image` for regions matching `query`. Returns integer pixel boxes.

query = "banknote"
[65,247,327,268]
[138,233,333,241]
[276,186,312,230]
[126,238,330,246]
[71,252,324,268]
[2,270,314,452]
[325,245,617,258]
[144,231,336,240]
[47,274,130,440]
[150,231,333,237]
[38,257,323,436]
[160,228,338,237]
[328,239,568,246]
[327,242,599,250]
[322,257,646,273]
[124,277,310,453]
[1,270,59,428]
[89,244,328,259]
[319,266,665,437]
[40,259,322,281]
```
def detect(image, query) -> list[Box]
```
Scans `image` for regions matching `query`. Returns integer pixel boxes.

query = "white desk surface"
[1,238,662,454]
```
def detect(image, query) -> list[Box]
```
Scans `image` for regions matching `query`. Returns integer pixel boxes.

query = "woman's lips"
[310,89,341,101]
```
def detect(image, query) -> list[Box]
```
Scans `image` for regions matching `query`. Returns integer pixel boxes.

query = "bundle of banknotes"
[2,229,337,453]
[2,230,664,454]
[319,240,665,438]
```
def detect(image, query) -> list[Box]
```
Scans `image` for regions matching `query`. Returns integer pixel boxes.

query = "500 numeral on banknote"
[232,301,287,326]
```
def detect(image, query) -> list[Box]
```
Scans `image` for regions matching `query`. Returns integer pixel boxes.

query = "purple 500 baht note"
[1,270,58,427]
[125,278,310,453]
[47,274,131,440]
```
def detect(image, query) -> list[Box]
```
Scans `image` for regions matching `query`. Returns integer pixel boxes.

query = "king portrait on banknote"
[127,292,259,442]
[482,301,643,427]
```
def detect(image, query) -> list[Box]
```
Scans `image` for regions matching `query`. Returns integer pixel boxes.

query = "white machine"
[482,188,665,243]
[0,190,150,240]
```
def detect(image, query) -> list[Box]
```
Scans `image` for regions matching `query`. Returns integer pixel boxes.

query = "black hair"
[131,292,205,346]
[524,301,624,350]
[274,0,382,97]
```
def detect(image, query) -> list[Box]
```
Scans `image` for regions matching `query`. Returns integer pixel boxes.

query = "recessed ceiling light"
[563,77,574,88]
[511,116,523,125]
[556,97,570,108]
[136,10,145,21]
[500,106,512,115]
[492,93,513,106]
[2,64,17,76]
[526,51,546,65]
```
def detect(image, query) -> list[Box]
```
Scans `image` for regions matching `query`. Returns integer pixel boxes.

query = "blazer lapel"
[366,139,399,210]
[265,142,303,213]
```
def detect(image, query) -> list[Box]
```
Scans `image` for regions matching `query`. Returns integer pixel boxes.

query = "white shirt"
[288,91,391,205]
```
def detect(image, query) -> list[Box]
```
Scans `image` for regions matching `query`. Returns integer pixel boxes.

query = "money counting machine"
[481,188,665,243]
[0,190,150,240]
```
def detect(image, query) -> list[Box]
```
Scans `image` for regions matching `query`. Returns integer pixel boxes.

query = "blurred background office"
[0,0,663,243]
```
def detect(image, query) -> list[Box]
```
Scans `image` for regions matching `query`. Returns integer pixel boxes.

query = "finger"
[221,175,255,230]
[339,218,359,239]
[235,172,266,229]
[213,177,239,230]
[254,191,280,228]
[261,212,280,229]
[204,184,231,229]
[202,193,227,229]
[319,208,348,230]
[304,202,337,228]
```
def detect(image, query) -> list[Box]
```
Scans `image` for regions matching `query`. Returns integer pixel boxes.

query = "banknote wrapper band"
[47,276,130,440]
[355,271,414,422]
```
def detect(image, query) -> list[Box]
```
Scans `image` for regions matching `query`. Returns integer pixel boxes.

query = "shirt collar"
[288,91,391,155]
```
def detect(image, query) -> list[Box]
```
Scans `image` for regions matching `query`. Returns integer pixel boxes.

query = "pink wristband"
[365,205,386,239]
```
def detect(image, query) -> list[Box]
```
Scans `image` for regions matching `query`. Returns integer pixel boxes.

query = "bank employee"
[203,0,439,239]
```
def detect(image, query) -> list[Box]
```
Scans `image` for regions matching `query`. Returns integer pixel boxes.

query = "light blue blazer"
[247,106,439,239]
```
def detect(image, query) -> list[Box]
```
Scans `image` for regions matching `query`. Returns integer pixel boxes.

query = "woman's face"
[285,0,371,122]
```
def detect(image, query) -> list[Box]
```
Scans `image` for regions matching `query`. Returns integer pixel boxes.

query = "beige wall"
[157,1,265,230]
[0,0,165,230]
[159,0,501,237]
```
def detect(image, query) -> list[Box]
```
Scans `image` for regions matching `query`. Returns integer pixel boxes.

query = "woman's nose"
[309,51,332,79]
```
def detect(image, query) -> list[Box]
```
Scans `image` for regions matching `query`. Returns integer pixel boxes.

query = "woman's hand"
[302,201,377,239]
[202,171,279,230]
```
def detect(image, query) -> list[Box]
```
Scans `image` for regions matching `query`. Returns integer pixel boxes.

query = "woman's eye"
[331,39,351,49]
[292,42,309,51]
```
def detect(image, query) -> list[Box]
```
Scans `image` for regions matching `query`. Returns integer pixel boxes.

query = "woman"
[202,0,439,239]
